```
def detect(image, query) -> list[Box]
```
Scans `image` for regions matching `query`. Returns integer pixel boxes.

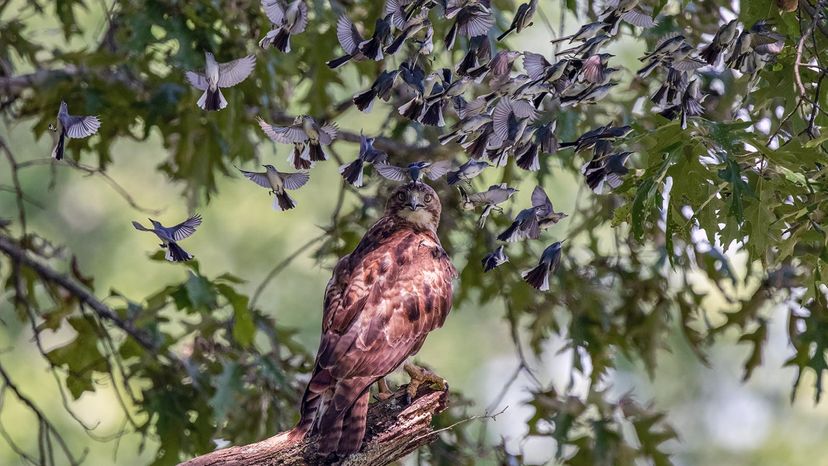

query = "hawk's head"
[385,182,442,231]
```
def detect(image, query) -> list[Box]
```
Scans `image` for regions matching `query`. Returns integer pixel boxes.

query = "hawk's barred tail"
[165,242,193,262]
[295,368,334,437]
[51,128,66,160]
[273,191,296,211]
[317,378,373,455]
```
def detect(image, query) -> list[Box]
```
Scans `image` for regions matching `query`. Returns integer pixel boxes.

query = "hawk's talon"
[374,378,394,402]
[404,363,447,404]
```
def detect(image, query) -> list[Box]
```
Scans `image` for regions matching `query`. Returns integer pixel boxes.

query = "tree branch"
[180,386,449,466]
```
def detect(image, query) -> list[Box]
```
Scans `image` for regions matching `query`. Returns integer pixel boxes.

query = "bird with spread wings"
[292,182,457,456]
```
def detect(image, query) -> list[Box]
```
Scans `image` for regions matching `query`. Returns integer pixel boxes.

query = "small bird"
[328,14,394,68]
[444,0,494,50]
[375,160,453,183]
[579,53,613,84]
[516,121,557,172]
[522,53,568,84]
[259,0,309,52]
[560,82,617,106]
[459,183,518,228]
[132,214,202,262]
[583,151,633,193]
[659,79,704,129]
[457,35,492,76]
[599,0,656,31]
[556,33,611,57]
[339,133,388,187]
[353,69,400,112]
[497,0,538,41]
[560,124,632,152]
[258,115,338,165]
[438,113,492,145]
[49,101,101,161]
[238,165,310,211]
[522,241,564,291]
[447,159,490,185]
[467,50,521,83]
[699,19,739,65]
[185,52,256,111]
[491,98,537,150]
[497,186,565,242]
[550,21,610,44]
[385,10,431,55]
[725,29,752,70]
[482,245,509,272]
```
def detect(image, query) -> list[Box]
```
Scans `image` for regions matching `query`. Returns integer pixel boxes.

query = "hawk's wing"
[318,220,456,379]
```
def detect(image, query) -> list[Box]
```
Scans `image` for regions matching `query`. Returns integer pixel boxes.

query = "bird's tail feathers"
[399,96,424,120]
[353,88,377,112]
[51,129,66,160]
[327,54,353,69]
[199,88,227,111]
[522,263,550,291]
[339,159,365,187]
[308,142,328,162]
[317,378,373,455]
[273,29,291,53]
[165,241,193,262]
[273,191,296,211]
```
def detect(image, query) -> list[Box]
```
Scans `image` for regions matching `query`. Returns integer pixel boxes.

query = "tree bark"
[180,386,449,466]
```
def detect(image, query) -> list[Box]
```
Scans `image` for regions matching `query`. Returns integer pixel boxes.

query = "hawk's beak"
[407,200,421,211]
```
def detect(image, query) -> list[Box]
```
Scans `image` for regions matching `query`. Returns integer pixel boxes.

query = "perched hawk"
[293,182,457,456]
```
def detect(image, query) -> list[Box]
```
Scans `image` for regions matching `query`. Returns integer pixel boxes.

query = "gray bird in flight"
[238,165,310,211]
[482,245,509,272]
[259,0,309,52]
[339,133,388,187]
[185,52,256,111]
[258,115,338,165]
[375,160,453,183]
[522,240,564,291]
[132,214,202,262]
[50,101,101,161]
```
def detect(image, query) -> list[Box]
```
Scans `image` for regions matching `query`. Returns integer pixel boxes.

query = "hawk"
[293,182,457,456]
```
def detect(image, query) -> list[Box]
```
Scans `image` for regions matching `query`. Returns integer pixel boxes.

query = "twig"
[0,363,86,465]
[794,5,821,97]
[0,136,27,234]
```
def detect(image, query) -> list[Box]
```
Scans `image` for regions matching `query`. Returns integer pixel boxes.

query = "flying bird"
[522,241,564,291]
[49,101,101,161]
[583,151,633,193]
[258,115,338,165]
[259,0,309,52]
[185,52,256,111]
[446,159,490,185]
[237,165,310,211]
[444,0,494,50]
[375,160,453,183]
[353,69,401,112]
[497,186,565,242]
[482,245,509,272]
[699,20,739,65]
[497,0,538,41]
[132,214,202,262]
[459,183,518,227]
[327,14,394,68]
[293,182,456,456]
[339,133,388,187]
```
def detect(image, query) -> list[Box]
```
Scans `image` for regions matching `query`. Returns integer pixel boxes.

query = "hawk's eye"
[396,192,406,202]
[424,194,433,203]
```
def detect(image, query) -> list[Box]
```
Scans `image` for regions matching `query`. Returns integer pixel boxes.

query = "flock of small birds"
[47,0,784,291]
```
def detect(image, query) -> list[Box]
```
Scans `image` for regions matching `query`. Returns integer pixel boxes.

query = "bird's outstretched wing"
[262,0,285,24]
[336,15,363,54]
[185,71,209,90]
[258,117,308,143]
[169,214,202,241]
[375,163,408,182]
[217,55,256,88]
[424,160,453,180]
[238,168,271,189]
[281,171,310,190]
[289,1,309,33]
[63,115,101,139]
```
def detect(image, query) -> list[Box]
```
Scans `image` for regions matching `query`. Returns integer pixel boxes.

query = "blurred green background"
[2,1,828,465]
